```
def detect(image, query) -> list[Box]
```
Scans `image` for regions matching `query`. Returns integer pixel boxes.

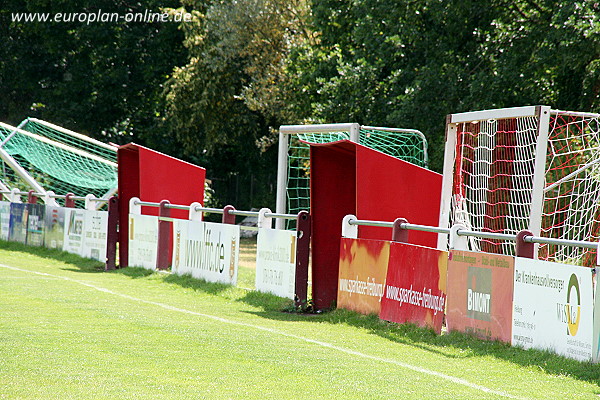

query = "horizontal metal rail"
[349,218,451,234]
[401,223,451,235]
[348,219,393,228]
[197,207,224,214]
[134,200,161,208]
[1,190,109,202]
[134,200,298,220]
[456,230,516,241]
[523,235,598,250]
[346,217,598,251]
[228,210,258,218]
[264,212,297,220]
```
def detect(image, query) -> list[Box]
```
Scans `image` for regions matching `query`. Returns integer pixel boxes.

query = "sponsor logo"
[185,225,226,273]
[467,267,492,321]
[557,273,581,336]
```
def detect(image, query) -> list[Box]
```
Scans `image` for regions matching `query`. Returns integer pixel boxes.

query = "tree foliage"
[0,0,186,148]
[283,0,600,170]
[2,0,599,205]
[164,0,313,208]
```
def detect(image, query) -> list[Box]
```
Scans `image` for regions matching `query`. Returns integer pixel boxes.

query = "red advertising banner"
[337,238,390,315]
[446,250,514,342]
[380,242,448,334]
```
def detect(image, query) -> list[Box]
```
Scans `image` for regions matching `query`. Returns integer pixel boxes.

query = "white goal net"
[440,106,600,266]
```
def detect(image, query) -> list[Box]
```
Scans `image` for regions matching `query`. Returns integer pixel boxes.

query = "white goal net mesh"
[541,112,600,265]
[450,109,600,266]
[452,116,538,255]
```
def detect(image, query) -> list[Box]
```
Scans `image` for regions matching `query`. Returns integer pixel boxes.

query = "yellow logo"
[566,273,581,336]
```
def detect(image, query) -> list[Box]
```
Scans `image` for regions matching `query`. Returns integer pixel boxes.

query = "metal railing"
[131,199,297,223]
[0,189,110,210]
[127,197,312,305]
[342,214,600,264]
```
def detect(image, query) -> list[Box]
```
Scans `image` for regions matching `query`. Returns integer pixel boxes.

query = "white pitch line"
[0,264,527,399]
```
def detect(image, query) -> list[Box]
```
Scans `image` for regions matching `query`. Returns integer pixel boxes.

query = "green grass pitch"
[1,241,599,399]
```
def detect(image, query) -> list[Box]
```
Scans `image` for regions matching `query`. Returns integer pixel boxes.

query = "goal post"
[440,105,600,265]
[276,123,428,230]
[276,123,359,230]
[0,119,118,204]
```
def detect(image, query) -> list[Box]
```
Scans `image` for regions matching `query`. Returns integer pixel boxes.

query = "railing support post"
[84,194,96,210]
[449,224,469,250]
[65,193,76,208]
[392,218,409,242]
[43,190,59,207]
[27,190,38,204]
[105,196,119,271]
[295,211,311,308]
[9,188,21,203]
[258,208,273,229]
[156,200,171,270]
[222,205,236,224]
[189,202,203,222]
[516,230,535,259]
[341,214,358,239]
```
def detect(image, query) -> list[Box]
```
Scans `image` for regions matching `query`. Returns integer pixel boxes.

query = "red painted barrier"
[446,250,514,342]
[309,140,442,310]
[118,144,205,268]
[379,242,448,334]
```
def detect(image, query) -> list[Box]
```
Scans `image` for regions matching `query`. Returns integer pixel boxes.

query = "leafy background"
[1,0,599,209]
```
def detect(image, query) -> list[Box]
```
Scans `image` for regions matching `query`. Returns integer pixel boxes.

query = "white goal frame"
[276,123,428,230]
[438,104,600,260]
[276,123,360,229]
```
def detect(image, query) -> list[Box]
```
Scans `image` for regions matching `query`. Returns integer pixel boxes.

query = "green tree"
[287,0,600,171]
[0,0,186,150]
[165,0,312,208]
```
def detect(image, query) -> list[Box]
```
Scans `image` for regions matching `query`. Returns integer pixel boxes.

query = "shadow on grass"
[5,241,600,388]
[0,240,105,273]
[237,290,600,387]
[159,271,235,296]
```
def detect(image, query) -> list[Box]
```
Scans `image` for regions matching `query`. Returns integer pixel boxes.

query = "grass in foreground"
[1,241,600,399]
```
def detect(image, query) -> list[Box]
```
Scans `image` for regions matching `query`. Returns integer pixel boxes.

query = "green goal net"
[0,118,118,204]
[280,124,428,228]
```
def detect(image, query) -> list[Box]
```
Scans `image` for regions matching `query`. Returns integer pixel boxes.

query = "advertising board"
[337,238,390,315]
[379,242,447,334]
[44,206,65,249]
[172,219,240,285]
[128,214,159,270]
[0,201,11,240]
[9,203,28,244]
[446,250,515,342]
[512,258,593,362]
[26,204,45,247]
[255,228,297,300]
[81,210,108,261]
[63,208,85,256]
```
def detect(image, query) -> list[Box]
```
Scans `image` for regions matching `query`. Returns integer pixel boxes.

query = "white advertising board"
[128,214,159,270]
[63,209,86,256]
[44,206,66,249]
[81,210,108,261]
[0,201,10,240]
[172,219,240,285]
[593,279,600,363]
[255,228,297,299]
[512,258,593,362]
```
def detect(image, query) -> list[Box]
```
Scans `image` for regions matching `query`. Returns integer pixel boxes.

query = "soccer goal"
[0,118,118,205]
[275,123,428,229]
[439,105,600,265]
